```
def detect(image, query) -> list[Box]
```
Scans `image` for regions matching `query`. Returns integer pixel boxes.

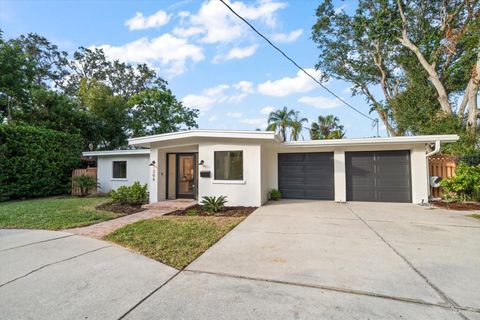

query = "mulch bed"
[96,202,146,214]
[168,204,257,217]
[432,201,480,211]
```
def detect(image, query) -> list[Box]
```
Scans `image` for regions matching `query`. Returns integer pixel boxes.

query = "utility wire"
[218,0,379,127]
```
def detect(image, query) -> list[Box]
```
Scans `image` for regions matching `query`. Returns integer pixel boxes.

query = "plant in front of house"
[111,181,148,205]
[440,163,480,202]
[268,189,282,201]
[72,175,99,196]
[201,196,227,214]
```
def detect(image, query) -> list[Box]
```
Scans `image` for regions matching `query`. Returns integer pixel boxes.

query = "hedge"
[0,125,82,201]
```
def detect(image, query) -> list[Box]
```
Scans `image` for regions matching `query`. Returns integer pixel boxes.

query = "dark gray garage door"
[278,153,334,200]
[346,150,411,202]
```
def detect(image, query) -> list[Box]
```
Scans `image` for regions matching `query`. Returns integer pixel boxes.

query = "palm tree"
[290,111,308,141]
[266,106,296,142]
[310,115,345,140]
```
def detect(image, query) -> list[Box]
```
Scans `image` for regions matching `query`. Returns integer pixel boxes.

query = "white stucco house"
[83,129,458,207]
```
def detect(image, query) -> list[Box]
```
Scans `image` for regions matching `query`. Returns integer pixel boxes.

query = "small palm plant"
[201,196,228,213]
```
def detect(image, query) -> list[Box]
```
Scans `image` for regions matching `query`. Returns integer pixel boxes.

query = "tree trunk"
[396,0,452,114]
[467,51,480,131]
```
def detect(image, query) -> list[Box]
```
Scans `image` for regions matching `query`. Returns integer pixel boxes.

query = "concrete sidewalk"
[0,229,177,320]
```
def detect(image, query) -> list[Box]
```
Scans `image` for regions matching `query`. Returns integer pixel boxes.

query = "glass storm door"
[177,154,196,199]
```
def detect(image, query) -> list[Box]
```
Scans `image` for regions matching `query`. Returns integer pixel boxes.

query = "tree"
[128,88,198,137]
[266,106,296,142]
[78,79,129,149]
[310,115,345,140]
[312,0,480,137]
[290,111,308,141]
[0,33,35,122]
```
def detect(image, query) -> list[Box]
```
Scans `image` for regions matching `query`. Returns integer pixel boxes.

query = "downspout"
[425,140,441,203]
[426,140,441,157]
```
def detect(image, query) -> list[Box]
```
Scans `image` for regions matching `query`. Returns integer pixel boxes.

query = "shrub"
[0,124,82,201]
[440,163,480,202]
[201,196,227,213]
[111,182,148,205]
[72,175,98,196]
[268,189,282,201]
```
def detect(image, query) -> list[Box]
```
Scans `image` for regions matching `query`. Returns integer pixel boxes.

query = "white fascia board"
[280,135,459,147]
[82,149,150,157]
[128,129,278,147]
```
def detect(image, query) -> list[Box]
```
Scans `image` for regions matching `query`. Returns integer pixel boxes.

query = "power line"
[217,0,379,126]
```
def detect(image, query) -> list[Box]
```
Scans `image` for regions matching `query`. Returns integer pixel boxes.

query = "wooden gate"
[428,155,457,198]
[71,168,97,195]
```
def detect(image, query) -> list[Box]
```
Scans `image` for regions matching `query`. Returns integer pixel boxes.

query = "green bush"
[201,195,227,213]
[268,189,282,201]
[72,175,99,196]
[440,163,480,202]
[0,124,82,201]
[111,182,148,205]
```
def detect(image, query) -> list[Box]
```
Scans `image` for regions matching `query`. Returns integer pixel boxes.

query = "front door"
[176,154,196,199]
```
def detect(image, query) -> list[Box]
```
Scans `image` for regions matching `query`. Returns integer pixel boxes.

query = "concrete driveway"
[129,200,480,320]
[2,201,480,320]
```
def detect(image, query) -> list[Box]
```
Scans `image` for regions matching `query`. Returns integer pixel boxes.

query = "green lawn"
[105,216,244,269]
[468,214,480,219]
[0,196,122,230]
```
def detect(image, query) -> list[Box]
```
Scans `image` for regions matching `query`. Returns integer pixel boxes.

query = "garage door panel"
[346,151,411,202]
[278,153,334,200]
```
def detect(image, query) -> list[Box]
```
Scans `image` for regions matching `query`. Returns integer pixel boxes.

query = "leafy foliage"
[110,182,149,205]
[0,124,82,201]
[0,30,199,151]
[310,115,345,140]
[266,107,308,141]
[440,163,480,202]
[268,189,282,201]
[72,175,98,197]
[201,195,228,213]
[312,0,480,146]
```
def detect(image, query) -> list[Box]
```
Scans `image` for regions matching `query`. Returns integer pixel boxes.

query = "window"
[214,151,243,180]
[112,161,127,179]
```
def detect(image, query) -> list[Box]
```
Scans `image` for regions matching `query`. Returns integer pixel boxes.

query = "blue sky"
[0,0,384,138]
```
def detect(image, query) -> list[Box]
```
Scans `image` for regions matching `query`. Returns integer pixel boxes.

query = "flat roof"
[281,134,459,147]
[129,129,278,147]
[82,149,150,157]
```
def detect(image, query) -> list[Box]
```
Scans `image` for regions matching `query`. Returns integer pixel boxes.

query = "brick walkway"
[67,200,196,239]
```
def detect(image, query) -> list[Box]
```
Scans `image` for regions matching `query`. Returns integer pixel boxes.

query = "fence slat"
[71,168,97,195]
[428,155,457,198]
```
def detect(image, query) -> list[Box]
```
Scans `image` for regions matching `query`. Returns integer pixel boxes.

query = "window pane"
[214,151,243,180]
[113,161,127,179]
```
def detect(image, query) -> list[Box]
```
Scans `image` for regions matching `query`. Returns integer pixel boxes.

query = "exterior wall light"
[149,161,156,167]
[199,160,205,165]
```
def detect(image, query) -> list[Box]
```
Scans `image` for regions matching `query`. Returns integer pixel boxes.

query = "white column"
[334,150,346,202]
[149,147,159,203]
[411,146,429,204]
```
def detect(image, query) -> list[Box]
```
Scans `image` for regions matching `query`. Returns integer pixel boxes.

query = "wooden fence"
[428,155,457,198]
[71,168,97,195]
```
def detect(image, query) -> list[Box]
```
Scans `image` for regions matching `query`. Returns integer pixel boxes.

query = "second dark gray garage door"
[278,153,334,200]
[346,150,412,202]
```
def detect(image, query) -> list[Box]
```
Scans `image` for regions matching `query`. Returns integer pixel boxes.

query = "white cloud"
[214,45,258,62]
[125,10,171,30]
[182,94,216,111]
[271,29,303,43]
[227,112,242,118]
[182,81,251,111]
[180,0,287,44]
[257,69,322,97]
[233,81,254,93]
[298,96,343,109]
[241,118,266,126]
[172,26,204,38]
[260,106,275,114]
[208,115,218,122]
[96,33,204,77]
